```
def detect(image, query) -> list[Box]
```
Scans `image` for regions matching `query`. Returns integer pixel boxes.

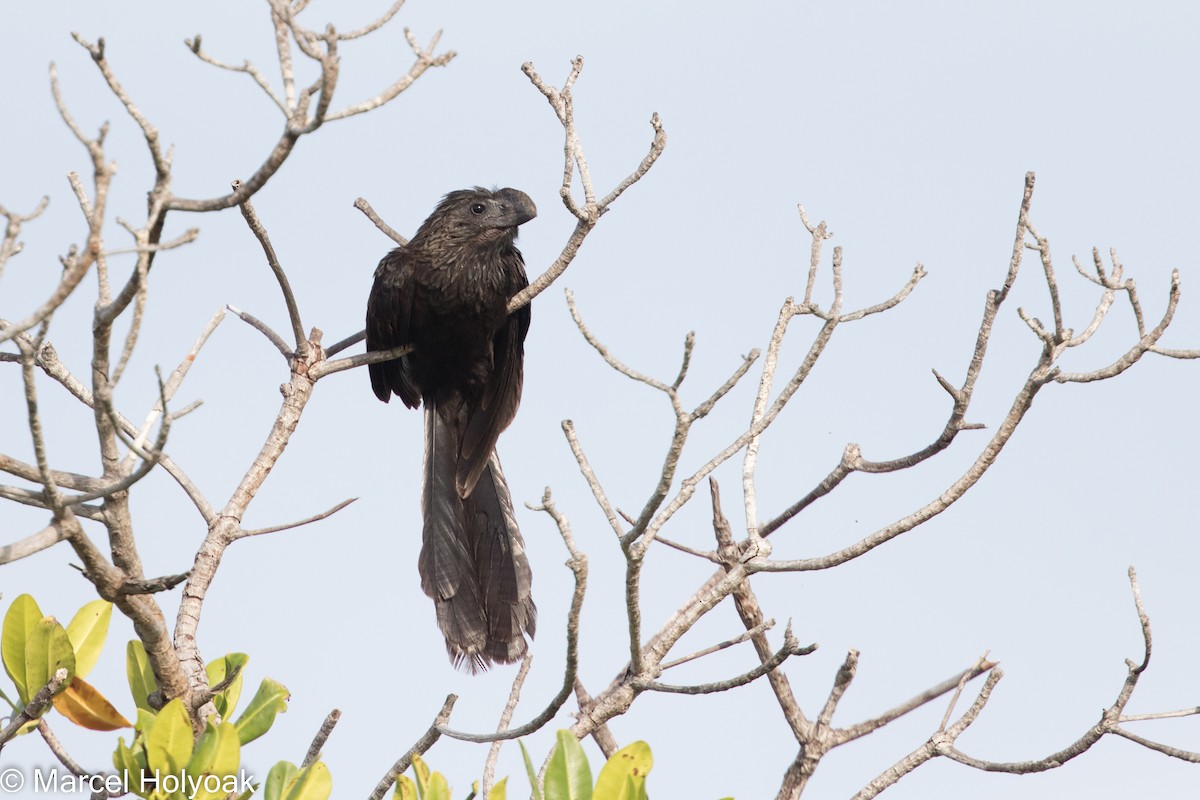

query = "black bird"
[366,187,538,671]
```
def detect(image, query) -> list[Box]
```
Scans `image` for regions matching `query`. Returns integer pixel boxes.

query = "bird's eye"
[469,202,486,215]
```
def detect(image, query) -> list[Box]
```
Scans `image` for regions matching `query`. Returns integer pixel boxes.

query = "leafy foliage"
[0,594,304,800]
[397,734,688,800]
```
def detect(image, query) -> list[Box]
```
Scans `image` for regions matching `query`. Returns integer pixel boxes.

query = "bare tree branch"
[185,34,289,114]
[836,658,997,745]
[237,497,357,538]
[303,709,342,767]
[119,571,190,596]
[354,197,407,245]
[308,342,410,379]
[852,669,1004,800]
[0,522,71,564]
[227,304,294,359]
[237,186,309,357]
[1120,706,1200,723]
[0,668,69,749]
[659,620,777,671]
[0,195,50,280]
[37,720,90,778]
[1109,727,1200,763]
[326,27,455,121]
[638,623,812,695]
[927,568,1156,780]
[0,105,104,346]
[368,694,457,800]
[483,653,534,798]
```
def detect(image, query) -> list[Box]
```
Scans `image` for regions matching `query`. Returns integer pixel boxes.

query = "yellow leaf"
[593,740,652,800]
[66,600,112,679]
[146,698,193,775]
[392,774,417,800]
[2,595,43,704]
[52,676,132,731]
[412,754,430,793]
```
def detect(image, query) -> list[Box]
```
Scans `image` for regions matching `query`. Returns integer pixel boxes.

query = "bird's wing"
[457,256,531,496]
[366,247,421,407]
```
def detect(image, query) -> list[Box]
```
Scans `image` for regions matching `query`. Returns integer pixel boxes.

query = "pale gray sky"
[2,2,1198,798]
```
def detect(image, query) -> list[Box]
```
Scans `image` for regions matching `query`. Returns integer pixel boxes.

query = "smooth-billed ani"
[366,187,537,672]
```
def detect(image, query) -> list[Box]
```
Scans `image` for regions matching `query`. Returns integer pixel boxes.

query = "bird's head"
[419,187,537,248]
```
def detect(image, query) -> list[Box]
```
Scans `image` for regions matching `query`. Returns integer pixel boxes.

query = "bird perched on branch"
[366,187,538,672]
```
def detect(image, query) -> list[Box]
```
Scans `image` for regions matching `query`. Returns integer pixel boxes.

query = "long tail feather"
[418,405,488,670]
[464,451,537,665]
[418,406,535,671]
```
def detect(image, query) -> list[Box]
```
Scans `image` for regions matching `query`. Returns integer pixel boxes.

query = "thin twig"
[659,620,776,670]
[640,624,811,695]
[0,522,70,564]
[119,571,190,596]
[483,653,534,798]
[562,420,623,538]
[354,197,407,245]
[308,342,410,380]
[0,669,69,748]
[1110,727,1200,762]
[237,187,308,358]
[303,709,341,767]
[237,497,357,537]
[323,329,367,358]
[567,289,670,390]
[185,34,289,114]
[1120,706,1200,723]
[227,305,293,359]
[37,720,90,777]
[0,195,50,280]
[817,650,859,727]
[938,652,992,732]
[368,695,457,800]
[836,659,997,745]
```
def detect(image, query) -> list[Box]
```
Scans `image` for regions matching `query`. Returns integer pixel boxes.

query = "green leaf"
[126,640,159,712]
[233,677,289,745]
[280,762,332,800]
[264,761,299,800]
[205,652,249,719]
[209,721,241,776]
[488,776,507,800]
[66,599,112,679]
[412,754,431,797]
[392,774,418,800]
[424,773,450,800]
[592,741,652,800]
[188,721,242,800]
[23,616,76,712]
[189,721,222,778]
[545,730,591,800]
[145,698,193,778]
[519,741,542,800]
[2,594,43,704]
[114,735,151,799]
[136,707,158,734]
